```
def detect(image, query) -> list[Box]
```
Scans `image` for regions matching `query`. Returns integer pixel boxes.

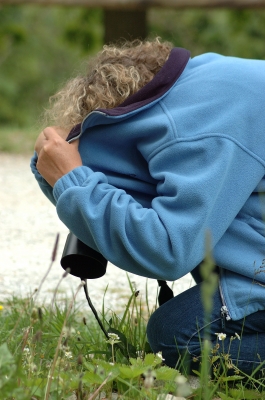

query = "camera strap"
[157,280,174,306]
[81,278,174,342]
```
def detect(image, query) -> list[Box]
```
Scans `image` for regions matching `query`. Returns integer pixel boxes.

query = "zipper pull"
[220,305,231,329]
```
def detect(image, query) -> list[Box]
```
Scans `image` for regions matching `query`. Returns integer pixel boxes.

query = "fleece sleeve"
[52,134,265,281]
[30,152,56,206]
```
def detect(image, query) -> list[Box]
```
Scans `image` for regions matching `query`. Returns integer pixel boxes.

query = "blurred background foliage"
[0,6,102,128]
[1,4,265,150]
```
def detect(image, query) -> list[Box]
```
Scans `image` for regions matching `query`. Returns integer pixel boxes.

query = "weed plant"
[1,235,265,399]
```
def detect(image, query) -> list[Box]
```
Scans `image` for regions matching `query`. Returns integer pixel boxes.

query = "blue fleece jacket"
[31,47,265,321]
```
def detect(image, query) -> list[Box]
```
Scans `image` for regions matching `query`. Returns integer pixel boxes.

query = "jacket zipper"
[67,110,107,143]
[218,269,231,329]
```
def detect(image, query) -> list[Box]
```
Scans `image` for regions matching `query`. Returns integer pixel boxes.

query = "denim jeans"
[147,281,265,377]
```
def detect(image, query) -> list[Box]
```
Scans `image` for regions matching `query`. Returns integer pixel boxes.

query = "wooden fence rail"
[1,0,265,8]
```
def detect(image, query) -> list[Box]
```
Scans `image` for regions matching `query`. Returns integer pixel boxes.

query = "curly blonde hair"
[44,38,173,129]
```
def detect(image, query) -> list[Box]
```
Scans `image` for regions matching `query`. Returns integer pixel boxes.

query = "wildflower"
[108,333,120,340]
[106,333,120,345]
[45,361,52,369]
[176,374,192,397]
[23,347,30,353]
[143,368,156,389]
[215,332,227,341]
[211,342,220,354]
[31,307,38,319]
[225,360,234,369]
[156,351,165,361]
[107,333,120,364]
[62,326,75,337]
[30,362,38,373]
[175,375,187,384]
[64,351,73,359]
[136,350,144,359]
[0,305,4,311]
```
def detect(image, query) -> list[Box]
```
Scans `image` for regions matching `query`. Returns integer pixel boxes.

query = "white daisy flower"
[215,332,227,341]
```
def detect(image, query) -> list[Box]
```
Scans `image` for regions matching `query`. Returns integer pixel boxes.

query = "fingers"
[42,126,61,141]
[35,127,65,155]
[42,126,70,140]
[53,126,70,140]
[34,126,79,159]
[34,131,47,155]
[35,132,82,187]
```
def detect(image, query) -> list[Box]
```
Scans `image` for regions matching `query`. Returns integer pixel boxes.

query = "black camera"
[61,231,107,279]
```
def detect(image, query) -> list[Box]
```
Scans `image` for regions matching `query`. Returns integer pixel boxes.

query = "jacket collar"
[68,47,190,140]
[98,47,190,116]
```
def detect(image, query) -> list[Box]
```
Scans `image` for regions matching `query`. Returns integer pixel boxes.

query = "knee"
[147,304,180,354]
[146,307,164,353]
[147,306,186,369]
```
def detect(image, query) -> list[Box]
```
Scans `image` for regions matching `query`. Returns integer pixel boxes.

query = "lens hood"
[61,232,107,279]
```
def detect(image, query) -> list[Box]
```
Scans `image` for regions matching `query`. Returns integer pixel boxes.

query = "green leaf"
[144,341,152,354]
[118,365,145,379]
[0,343,16,389]
[229,388,265,399]
[220,375,245,382]
[129,357,141,366]
[211,355,220,363]
[217,393,235,400]
[93,359,120,376]
[143,353,156,366]
[82,370,107,385]
[83,359,119,384]
[155,366,180,381]
[115,349,130,365]
[191,369,201,377]
[0,343,14,366]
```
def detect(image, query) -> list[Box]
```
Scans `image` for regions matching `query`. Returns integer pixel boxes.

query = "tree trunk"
[104,8,147,44]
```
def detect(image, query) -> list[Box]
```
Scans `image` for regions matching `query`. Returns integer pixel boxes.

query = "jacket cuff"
[53,166,94,202]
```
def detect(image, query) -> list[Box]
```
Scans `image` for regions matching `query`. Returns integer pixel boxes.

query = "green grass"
[0,125,38,154]
[0,282,182,400]
[1,268,265,399]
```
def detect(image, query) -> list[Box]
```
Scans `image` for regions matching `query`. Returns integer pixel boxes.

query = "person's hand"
[35,126,82,187]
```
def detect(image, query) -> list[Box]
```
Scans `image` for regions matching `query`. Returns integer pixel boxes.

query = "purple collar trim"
[67,47,190,140]
[98,47,190,116]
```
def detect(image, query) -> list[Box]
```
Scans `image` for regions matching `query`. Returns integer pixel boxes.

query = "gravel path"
[0,153,194,313]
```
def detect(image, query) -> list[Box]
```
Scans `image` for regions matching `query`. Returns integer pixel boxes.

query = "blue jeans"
[147,282,265,377]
